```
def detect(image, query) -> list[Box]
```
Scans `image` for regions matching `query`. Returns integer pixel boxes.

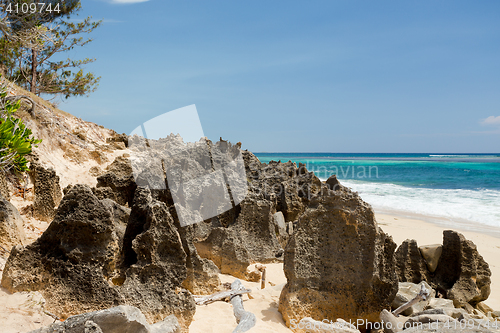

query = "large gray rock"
[278,185,398,330]
[28,305,180,333]
[0,197,26,250]
[114,187,196,328]
[2,185,195,331]
[1,184,122,308]
[195,227,254,280]
[97,156,137,207]
[30,162,62,222]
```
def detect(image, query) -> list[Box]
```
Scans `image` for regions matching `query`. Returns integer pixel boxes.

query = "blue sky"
[60,0,500,153]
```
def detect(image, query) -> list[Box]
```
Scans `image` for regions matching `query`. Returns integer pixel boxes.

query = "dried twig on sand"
[193,286,252,306]
[230,279,256,332]
[392,283,431,316]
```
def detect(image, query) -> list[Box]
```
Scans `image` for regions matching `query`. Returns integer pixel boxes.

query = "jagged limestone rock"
[97,156,137,207]
[279,185,398,330]
[0,172,10,200]
[0,197,26,250]
[30,162,62,222]
[395,231,492,308]
[395,239,431,284]
[2,185,195,331]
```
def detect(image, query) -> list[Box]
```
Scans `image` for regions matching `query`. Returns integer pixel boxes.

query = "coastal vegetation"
[0,77,41,172]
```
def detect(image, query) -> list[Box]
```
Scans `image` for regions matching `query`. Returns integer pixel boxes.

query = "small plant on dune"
[0,77,41,172]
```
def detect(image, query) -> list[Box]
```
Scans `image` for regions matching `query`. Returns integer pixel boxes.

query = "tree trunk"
[30,49,37,94]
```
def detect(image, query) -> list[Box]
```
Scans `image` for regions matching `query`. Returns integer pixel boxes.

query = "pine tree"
[0,0,101,98]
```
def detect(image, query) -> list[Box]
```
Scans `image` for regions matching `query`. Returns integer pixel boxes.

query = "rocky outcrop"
[0,171,10,200]
[195,227,252,280]
[1,184,122,307]
[278,185,398,329]
[30,163,62,222]
[194,192,283,279]
[326,174,343,191]
[107,132,129,148]
[177,225,221,295]
[244,158,322,223]
[96,156,137,207]
[101,198,130,243]
[28,305,180,333]
[1,185,195,331]
[116,187,195,328]
[0,197,26,250]
[395,231,491,308]
[434,230,491,307]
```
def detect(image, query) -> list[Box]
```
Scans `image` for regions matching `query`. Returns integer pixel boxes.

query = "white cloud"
[109,0,149,4]
[480,116,500,126]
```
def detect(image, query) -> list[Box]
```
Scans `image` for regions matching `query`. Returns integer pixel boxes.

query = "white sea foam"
[334,179,500,229]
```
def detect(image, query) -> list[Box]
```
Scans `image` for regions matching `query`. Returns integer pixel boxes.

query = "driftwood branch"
[193,287,252,306]
[392,283,430,316]
[230,279,256,333]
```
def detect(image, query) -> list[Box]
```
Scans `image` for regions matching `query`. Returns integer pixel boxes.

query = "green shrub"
[0,78,42,172]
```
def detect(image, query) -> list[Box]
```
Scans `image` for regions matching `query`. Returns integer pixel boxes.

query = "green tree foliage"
[0,0,101,98]
[0,77,41,172]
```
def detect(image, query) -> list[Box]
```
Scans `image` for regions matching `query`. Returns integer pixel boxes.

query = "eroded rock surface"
[395,230,491,308]
[395,239,431,285]
[96,156,137,207]
[434,230,491,307]
[0,172,10,200]
[30,162,62,222]
[0,197,26,250]
[278,185,398,329]
[2,185,195,330]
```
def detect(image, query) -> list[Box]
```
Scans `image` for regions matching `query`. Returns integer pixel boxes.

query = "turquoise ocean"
[254,153,500,233]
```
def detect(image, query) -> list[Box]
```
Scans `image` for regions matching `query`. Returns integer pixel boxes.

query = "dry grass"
[4,80,74,118]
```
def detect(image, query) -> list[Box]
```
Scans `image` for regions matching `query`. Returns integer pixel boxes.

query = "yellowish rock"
[419,244,442,273]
